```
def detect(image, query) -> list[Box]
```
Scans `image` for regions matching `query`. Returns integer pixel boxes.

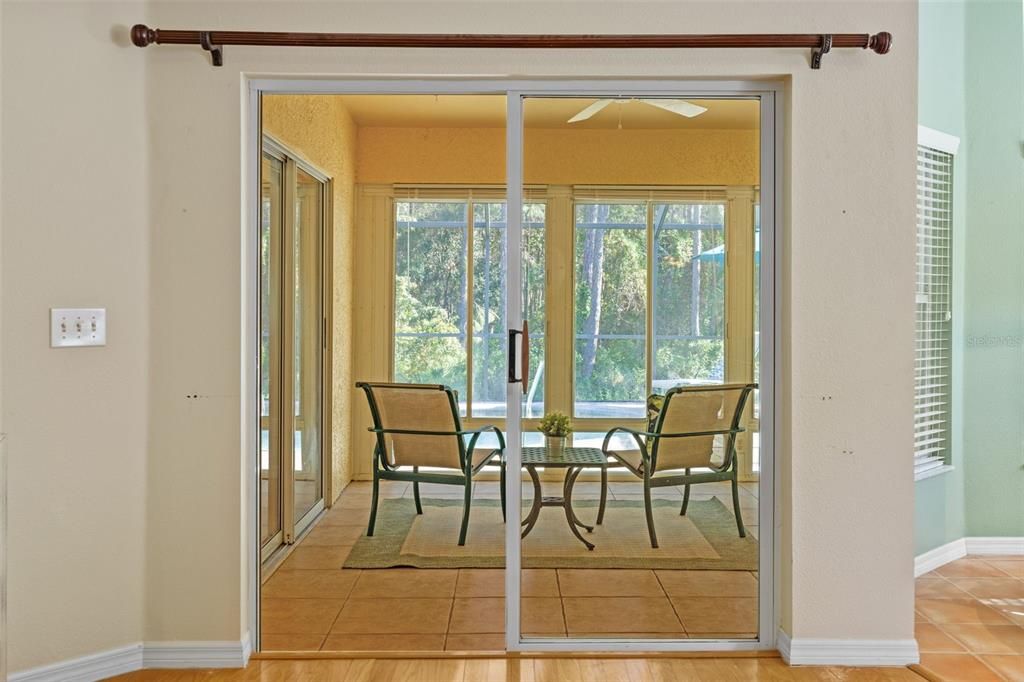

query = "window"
[915,127,958,479]
[573,200,726,418]
[393,198,545,417]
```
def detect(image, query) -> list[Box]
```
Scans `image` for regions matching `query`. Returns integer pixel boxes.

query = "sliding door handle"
[521,320,529,395]
[507,320,529,394]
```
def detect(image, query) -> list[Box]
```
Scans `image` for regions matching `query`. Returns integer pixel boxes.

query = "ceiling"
[334,95,759,130]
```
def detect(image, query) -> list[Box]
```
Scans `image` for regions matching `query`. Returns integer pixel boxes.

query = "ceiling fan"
[567,98,707,123]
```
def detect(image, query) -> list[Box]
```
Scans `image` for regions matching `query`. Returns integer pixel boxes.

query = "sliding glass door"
[506,93,769,650]
[261,138,330,561]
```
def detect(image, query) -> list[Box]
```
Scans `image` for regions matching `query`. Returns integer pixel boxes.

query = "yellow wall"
[1,0,917,672]
[262,94,357,502]
[357,127,758,186]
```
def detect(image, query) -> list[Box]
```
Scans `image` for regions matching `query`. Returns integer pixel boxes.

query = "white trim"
[917,125,960,155]
[9,644,143,682]
[965,537,1024,555]
[10,637,251,682]
[247,77,781,655]
[777,629,791,661]
[777,630,919,666]
[914,464,955,482]
[915,538,967,577]
[914,537,1024,577]
[142,635,251,669]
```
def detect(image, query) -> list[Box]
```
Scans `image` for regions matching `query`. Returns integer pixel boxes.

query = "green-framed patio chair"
[357,382,506,546]
[601,383,756,548]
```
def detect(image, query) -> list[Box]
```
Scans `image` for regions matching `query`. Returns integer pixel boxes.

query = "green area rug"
[343,497,757,570]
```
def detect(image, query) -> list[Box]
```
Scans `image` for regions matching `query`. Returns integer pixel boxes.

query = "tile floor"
[915,556,1024,681]
[261,476,761,651]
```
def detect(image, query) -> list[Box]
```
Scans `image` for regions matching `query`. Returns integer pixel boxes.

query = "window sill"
[915,464,955,482]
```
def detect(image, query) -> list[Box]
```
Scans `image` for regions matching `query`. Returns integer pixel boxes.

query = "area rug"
[343,497,757,570]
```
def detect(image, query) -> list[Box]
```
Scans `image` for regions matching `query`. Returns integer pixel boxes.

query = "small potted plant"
[538,411,572,455]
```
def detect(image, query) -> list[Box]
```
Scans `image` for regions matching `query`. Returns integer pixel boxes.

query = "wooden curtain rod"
[130,24,891,70]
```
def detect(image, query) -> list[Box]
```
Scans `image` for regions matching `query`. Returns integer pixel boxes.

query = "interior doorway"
[248,81,777,655]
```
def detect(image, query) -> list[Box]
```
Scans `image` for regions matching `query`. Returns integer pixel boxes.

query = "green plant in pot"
[538,411,572,455]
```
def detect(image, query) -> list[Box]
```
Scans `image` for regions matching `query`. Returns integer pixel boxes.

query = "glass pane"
[753,202,761,472]
[652,202,726,393]
[522,96,761,647]
[260,153,282,548]
[393,201,469,413]
[574,202,647,418]
[293,168,324,522]
[472,202,546,417]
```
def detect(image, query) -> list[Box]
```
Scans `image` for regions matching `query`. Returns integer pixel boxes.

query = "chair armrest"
[610,427,746,439]
[368,427,467,436]
[463,425,506,451]
[601,426,649,458]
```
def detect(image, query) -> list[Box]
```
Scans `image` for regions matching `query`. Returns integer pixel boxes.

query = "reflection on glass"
[652,202,726,392]
[292,168,323,522]
[574,203,647,418]
[260,153,282,547]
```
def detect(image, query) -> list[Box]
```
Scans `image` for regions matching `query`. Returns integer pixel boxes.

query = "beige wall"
[358,127,758,185]
[1,0,149,670]
[262,94,357,502]
[1,0,917,672]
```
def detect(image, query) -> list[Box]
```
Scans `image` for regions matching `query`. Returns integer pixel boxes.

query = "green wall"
[915,0,968,555]
[961,0,1024,538]
[915,0,1024,555]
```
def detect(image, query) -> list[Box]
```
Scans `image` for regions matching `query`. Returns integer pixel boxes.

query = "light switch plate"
[50,308,106,347]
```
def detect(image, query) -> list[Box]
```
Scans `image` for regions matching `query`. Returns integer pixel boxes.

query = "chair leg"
[597,465,608,525]
[367,470,380,537]
[412,466,423,515]
[644,475,659,549]
[680,468,691,516]
[731,476,747,538]
[458,478,473,546]
[499,461,507,523]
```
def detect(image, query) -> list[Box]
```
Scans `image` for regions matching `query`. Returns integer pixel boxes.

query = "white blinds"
[915,145,954,477]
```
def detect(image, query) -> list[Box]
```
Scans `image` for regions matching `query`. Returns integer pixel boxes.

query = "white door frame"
[244,77,782,654]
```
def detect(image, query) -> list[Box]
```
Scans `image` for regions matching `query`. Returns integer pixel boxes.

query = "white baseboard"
[777,629,919,666]
[142,633,252,669]
[10,634,251,682]
[915,538,967,577]
[964,536,1024,556]
[9,644,143,682]
[915,536,1024,576]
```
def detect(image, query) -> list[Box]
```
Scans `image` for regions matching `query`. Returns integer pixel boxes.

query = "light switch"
[50,308,106,347]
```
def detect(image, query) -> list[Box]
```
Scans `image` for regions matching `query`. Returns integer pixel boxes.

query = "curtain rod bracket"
[811,34,832,69]
[199,31,223,67]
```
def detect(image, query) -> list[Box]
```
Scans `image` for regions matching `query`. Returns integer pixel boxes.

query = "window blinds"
[914,145,954,477]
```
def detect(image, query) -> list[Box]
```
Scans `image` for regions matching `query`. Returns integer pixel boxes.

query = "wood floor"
[110,656,926,681]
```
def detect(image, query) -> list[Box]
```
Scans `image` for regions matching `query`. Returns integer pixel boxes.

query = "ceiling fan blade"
[567,99,614,123]
[639,99,708,118]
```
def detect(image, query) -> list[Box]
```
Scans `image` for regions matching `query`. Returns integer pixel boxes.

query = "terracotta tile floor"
[261,477,761,651]
[916,556,1024,681]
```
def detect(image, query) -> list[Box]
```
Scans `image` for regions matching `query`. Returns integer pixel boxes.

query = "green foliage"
[393,275,465,387]
[538,411,573,437]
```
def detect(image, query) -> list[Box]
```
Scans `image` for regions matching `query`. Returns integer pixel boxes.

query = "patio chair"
[601,383,756,548]
[357,382,506,546]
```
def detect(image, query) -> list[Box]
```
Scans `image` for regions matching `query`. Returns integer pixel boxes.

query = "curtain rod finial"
[869,31,892,54]
[131,24,156,47]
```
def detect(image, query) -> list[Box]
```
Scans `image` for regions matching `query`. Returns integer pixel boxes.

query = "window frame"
[569,190,733,423]
[384,185,758,474]
[389,186,549,424]
[914,125,960,481]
